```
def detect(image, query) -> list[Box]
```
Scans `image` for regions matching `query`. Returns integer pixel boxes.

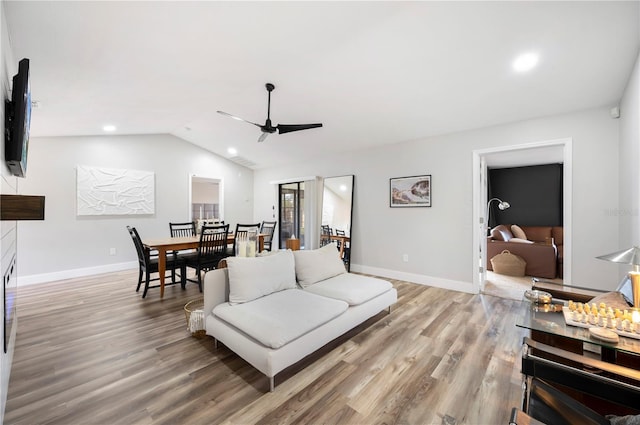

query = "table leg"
[157,247,166,299]
[259,235,264,252]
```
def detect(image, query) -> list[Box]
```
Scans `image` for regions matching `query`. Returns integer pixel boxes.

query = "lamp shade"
[596,246,640,267]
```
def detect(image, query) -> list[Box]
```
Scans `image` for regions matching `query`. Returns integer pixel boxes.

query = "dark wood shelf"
[1,194,45,220]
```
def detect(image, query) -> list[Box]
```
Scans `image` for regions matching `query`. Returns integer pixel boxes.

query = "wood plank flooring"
[5,269,527,425]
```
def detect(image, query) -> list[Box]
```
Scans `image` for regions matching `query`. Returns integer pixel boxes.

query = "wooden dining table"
[142,233,264,298]
[328,234,350,258]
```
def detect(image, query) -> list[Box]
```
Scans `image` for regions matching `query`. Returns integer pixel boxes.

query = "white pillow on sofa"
[511,225,528,240]
[227,250,297,305]
[293,242,346,288]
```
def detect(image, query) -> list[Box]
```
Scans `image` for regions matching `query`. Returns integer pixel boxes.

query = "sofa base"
[207,289,397,391]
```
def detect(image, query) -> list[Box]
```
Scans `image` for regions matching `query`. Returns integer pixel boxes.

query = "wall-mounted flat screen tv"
[4,58,31,178]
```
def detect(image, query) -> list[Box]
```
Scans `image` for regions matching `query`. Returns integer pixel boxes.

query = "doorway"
[472,138,572,296]
[279,181,305,249]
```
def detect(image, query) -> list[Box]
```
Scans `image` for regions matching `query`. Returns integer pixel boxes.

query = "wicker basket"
[184,298,206,338]
[490,249,526,277]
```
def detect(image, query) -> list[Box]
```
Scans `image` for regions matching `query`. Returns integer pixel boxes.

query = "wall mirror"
[321,175,354,271]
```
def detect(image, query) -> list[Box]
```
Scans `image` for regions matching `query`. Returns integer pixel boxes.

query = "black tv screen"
[4,58,31,178]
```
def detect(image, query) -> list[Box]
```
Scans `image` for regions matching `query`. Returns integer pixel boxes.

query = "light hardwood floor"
[5,269,527,425]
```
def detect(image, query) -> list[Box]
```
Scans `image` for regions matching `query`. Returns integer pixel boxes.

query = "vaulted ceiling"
[4,1,639,169]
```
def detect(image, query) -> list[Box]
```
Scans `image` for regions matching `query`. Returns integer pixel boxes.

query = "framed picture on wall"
[390,175,431,207]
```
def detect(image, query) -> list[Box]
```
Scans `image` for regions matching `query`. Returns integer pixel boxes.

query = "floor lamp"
[486,197,510,233]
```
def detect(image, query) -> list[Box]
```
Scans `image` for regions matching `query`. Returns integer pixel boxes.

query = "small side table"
[285,238,300,251]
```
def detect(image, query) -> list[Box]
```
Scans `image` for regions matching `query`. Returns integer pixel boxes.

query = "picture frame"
[390,175,431,207]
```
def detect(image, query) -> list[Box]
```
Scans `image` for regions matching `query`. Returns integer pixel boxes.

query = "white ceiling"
[4,1,639,169]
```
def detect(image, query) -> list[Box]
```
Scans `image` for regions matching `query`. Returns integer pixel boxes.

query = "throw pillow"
[490,224,513,242]
[227,250,297,305]
[293,242,347,288]
[511,225,527,240]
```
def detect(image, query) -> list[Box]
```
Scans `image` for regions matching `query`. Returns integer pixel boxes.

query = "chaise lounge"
[202,243,397,391]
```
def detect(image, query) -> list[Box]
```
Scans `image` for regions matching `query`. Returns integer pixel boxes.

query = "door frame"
[472,138,572,294]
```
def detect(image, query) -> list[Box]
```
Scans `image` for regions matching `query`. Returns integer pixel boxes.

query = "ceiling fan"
[217,83,323,143]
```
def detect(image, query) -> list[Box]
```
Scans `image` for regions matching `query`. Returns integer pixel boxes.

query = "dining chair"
[169,221,196,283]
[259,221,277,251]
[231,223,261,256]
[126,226,186,298]
[183,224,230,291]
[320,225,331,247]
[169,221,196,237]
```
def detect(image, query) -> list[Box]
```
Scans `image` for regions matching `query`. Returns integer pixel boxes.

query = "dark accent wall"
[488,164,563,228]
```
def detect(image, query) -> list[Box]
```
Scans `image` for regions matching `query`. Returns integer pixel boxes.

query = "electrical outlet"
[109,248,117,256]
[402,254,409,262]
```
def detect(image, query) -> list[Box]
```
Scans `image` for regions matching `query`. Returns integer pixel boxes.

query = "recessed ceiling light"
[103,125,116,132]
[227,147,238,156]
[340,184,347,192]
[512,53,539,72]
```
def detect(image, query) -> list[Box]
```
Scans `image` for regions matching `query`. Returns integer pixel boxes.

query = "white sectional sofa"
[203,243,397,391]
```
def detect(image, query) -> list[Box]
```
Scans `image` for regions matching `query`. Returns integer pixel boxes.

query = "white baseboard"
[18,261,477,295]
[18,261,138,286]
[350,263,476,294]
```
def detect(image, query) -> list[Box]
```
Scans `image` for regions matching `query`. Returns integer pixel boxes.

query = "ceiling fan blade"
[276,123,323,135]
[257,132,270,143]
[217,110,261,128]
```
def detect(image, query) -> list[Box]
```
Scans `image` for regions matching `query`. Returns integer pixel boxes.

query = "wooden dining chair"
[259,221,277,251]
[183,224,229,291]
[231,223,261,256]
[126,226,186,298]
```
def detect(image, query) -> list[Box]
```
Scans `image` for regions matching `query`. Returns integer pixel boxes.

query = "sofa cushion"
[490,225,513,242]
[510,238,534,244]
[213,289,349,348]
[522,226,552,243]
[293,242,346,288]
[226,250,297,305]
[303,273,393,306]
[511,224,527,240]
[552,227,564,245]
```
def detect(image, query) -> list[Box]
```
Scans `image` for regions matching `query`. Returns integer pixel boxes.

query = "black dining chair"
[169,221,196,237]
[126,226,186,298]
[320,225,332,247]
[259,221,277,252]
[169,221,196,283]
[231,223,261,256]
[183,224,230,291]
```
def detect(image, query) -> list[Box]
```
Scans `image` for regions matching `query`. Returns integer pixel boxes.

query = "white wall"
[1,1,18,419]
[618,50,640,260]
[17,134,253,283]
[254,106,621,292]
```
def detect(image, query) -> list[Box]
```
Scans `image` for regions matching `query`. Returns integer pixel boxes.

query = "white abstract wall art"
[76,165,155,216]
